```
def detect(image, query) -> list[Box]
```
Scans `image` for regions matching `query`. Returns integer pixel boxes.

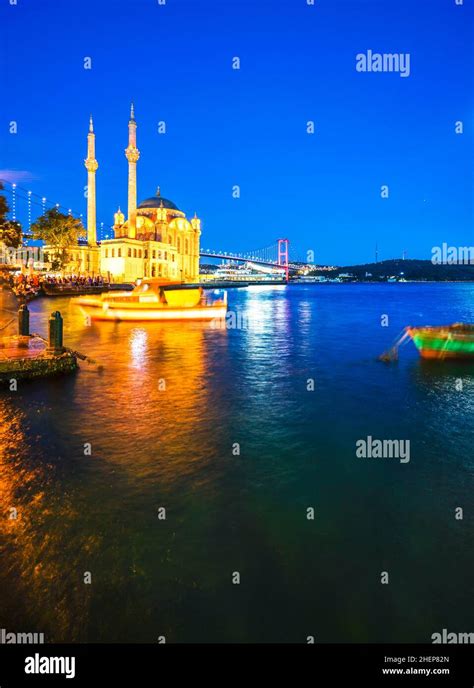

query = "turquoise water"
[1,283,473,643]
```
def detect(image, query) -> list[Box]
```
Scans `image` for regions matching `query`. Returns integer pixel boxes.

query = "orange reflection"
[54,317,229,482]
[0,398,99,641]
[0,295,229,641]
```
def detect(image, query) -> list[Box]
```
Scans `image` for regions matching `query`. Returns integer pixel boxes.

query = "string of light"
[0,179,112,237]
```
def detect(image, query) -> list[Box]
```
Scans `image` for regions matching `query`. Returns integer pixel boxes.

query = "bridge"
[200,240,292,280]
[0,179,297,280]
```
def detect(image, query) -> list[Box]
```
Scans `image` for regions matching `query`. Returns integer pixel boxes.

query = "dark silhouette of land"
[309,259,474,282]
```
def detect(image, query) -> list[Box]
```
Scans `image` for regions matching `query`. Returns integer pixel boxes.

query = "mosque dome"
[138,187,180,211]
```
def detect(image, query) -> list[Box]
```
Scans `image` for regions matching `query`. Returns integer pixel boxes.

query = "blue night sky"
[1,0,472,265]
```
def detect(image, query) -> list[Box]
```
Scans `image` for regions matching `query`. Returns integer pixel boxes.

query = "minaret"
[190,212,202,280]
[113,206,125,235]
[84,115,99,245]
[125,103,140,239]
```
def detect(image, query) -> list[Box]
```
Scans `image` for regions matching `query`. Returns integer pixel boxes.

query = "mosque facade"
[65,105,201,283]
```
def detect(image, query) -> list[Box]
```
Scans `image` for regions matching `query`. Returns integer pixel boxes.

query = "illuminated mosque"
[66,105,201,283]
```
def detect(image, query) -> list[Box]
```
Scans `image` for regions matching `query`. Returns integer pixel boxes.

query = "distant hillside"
[309,259,474,281]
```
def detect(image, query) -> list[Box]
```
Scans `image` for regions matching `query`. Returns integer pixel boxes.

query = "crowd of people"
[1,272,108,300]
[9,273,41,300]
[41,275,107,288]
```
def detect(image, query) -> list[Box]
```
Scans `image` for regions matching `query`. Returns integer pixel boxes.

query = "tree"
[0,182,9,223]
[0,220,23,249]
[31,208,85,270]
[0,182,23,249]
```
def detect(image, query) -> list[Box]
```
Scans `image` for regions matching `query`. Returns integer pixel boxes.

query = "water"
[1,283,473,643]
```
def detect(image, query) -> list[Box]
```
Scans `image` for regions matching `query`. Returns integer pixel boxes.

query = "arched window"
[177,238,181,252]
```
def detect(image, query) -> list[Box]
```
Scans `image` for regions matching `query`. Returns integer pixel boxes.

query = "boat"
[406,324,474,360]
[73,279,227,322]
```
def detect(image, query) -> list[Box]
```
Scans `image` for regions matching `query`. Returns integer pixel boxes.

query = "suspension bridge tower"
[278,238,289,282]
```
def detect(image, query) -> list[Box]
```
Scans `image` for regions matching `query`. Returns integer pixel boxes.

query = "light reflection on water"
[0,283,474,642]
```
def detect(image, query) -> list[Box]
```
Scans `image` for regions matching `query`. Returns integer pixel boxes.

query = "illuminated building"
[66,105,201,283]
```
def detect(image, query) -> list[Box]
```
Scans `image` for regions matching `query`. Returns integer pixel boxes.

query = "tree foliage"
[0,182,23,249]
[0,182,9,222]
[0,220,23,249]
[31,208,85,269]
